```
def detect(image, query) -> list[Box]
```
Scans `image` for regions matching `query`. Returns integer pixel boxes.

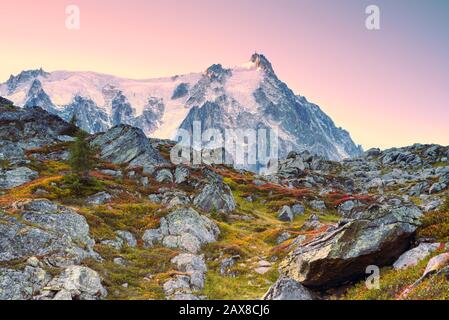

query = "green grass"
[342,249,448,300]
[418,196,449,242]
[84,245,179,300]
[202,269,278,300]
[79,202,163,241]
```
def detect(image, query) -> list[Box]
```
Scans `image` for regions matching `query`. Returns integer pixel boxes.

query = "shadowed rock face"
[280,203,423,289]
[90,124,166,167]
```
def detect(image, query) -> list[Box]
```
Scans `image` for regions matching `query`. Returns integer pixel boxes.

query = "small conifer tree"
[68,130,94,181]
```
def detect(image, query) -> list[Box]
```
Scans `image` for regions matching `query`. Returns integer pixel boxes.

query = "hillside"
[0,102,448,300]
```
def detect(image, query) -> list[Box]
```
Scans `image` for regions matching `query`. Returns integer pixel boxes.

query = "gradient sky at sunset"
[1,0,448,150]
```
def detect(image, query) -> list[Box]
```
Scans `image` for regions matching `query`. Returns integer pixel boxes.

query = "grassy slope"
[1,141,448,300]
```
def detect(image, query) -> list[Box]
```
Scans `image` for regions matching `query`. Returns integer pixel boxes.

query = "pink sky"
[1,0,448,150]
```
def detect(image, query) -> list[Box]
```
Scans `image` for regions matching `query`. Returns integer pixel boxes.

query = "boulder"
[0,105,77,165]
[155,169,174,183]
[174,167,189,184]
[142,207,220,253]
[429,182,447,194]
[276,232,292,245]
[116,230,137,247]
[193,172,236,213]
[309,200,326,211]
[281,203,423,288]
[301,214,323,231]
[263,276,316,300]
[393,243,440,270]
[0,167,38,189]
[277,156,306,177]
[163,253,208,299]
[91,125,166,167]
[337,200,363,215]
[423,253,449,278]
[292,204,305,216]
[46,266,107,300]
[100,237,124,250]
[0,266,50,300]
[86,191,112,205]
[409,182,429,197]
[0,200,98,266]
[278,206,294,222]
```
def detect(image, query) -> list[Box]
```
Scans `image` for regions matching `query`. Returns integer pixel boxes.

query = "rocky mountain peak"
[6,68,48,94]
[205,64,231,81]
[250,52,274,74]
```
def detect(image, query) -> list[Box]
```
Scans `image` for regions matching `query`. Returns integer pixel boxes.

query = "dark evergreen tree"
[68,130,94,180]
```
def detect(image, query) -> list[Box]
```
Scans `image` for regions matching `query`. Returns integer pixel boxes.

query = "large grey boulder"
[276,155,306,178]
[0,167,38,189]
[143,207,220,253]
[263,276,316,300]
[91,125,166,167]
[45,266,107,300]
[193,174,236,213]
[0,200,98,266]
[280,203,423,288]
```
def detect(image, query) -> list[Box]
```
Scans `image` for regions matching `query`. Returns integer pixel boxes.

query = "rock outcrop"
[143,207,220,253]
[280,202,423,288]
[193,170,236,213]
[0,199,99,266]
[91,125,166,167]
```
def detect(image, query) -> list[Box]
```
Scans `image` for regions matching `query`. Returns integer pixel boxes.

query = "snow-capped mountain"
[0,54,362,161]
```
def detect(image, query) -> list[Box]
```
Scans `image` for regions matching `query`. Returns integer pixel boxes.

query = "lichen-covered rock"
[0,266,50,300]
[0,167,38,189]
[292,204,305,216]
[0,200,99,266]
[45,266,107,300]
[143,207,220,253]
[281,203,423,288]
[155,169,173,183]
[193,181,236,213]
[0,105,77,165]
[116,230,137,247]
[423,253,449,277]
[309,200,326,211]
[163,253,208,300]
[393,243,440,270]
[263,276,316,300]
[174,166,189,184]
[86,191,112,205]
[278,206,294,222]
[142,229,163,248]
[91,125,166,166]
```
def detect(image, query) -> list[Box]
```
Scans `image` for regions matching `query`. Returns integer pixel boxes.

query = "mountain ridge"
[0,54,363,162]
